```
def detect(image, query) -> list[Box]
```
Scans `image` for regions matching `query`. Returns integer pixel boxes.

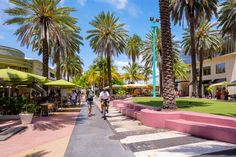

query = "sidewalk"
[64,100,134,157]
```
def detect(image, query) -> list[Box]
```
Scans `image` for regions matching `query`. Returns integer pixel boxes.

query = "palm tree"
[122,62,144,84]
[182,21,221,97]
[61,55,83,81]
[53,28,83,80]
[141,65,152,84]
[218,0,236,39]
[159,0,176,109]
[141,27,187,96]
[4,0,78,78]
[126,34,142,63]
[87,12,128,95]
[170,0,218,97]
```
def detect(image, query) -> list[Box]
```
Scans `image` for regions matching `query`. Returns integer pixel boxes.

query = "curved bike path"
[64,100,134,157]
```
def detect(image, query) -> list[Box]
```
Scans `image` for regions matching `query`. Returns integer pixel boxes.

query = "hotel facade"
[177,52,236,97]
[0,45,56,80]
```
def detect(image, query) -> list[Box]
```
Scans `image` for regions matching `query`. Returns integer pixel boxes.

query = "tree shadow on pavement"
[24,150,50,157]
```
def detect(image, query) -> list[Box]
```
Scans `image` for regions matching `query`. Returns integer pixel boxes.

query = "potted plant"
[19,103,38,125]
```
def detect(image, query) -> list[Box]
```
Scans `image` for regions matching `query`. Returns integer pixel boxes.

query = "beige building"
[178,52,236,97]
[0,45,56,80]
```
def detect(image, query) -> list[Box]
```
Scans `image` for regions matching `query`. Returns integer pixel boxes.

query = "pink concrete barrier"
[112,100,236,144]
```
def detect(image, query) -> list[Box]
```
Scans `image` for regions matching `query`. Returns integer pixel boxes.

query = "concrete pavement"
[64,100,134,157]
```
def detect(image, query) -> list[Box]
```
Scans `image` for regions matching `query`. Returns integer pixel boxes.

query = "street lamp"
[150,17,159,97]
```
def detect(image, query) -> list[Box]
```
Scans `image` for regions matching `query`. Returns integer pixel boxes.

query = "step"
[165,119,236,144]
[180,112,236,128]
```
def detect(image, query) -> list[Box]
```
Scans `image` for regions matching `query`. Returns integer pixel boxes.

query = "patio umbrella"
[44,79,76,87]
[104,84,123,89]
[44,80,77,108]
[0,68,47,84]
[228,81,236,87]
[209,81,229,87]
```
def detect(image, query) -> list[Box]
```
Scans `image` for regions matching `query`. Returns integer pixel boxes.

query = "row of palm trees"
[4,0,236,109]
[4,0,83,81]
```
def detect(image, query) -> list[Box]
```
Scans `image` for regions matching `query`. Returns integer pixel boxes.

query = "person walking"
[86,88,94,116]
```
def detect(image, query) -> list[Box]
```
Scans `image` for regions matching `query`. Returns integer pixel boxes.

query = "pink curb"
[113,100,236,144]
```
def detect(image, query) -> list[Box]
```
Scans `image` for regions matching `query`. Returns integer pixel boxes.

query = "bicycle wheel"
[103,104,106,120]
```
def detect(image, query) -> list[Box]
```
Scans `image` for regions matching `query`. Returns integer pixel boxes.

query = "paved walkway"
[106,105,236,157]
[64,100,134,157]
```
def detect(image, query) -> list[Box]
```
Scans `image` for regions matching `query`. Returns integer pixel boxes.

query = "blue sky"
[0,0,187,72]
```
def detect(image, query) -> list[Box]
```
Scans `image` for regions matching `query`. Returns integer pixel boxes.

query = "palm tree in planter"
[159,0,176,108]
[170,0,218,97]
[87,12,128,95]
[4,0,78,78]
[122,62,144,84]
[182,21,221,97]
[126,34,143,63]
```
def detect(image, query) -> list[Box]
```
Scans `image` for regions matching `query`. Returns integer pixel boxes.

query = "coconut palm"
[86,12,128,95]
[159,0,176,108]
[61,55,84,81]
[170,0,218,97]
[122,62,144,84]
[182,21,221,97]
[126,34,143,63]
[218,0,236,39]
[4,0,78,78]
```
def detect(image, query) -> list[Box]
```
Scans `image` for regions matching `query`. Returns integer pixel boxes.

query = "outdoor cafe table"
[40,103,55,116]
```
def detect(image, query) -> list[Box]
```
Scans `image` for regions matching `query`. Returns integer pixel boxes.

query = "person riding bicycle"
[99,88,110,113]
[86,88,94,116]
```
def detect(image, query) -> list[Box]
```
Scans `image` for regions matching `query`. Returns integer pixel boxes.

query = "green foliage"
[21,103,38,114]
[0,96,26,115]
[122,62,144,84]
[126,34,143,63]
[116,89,127,95]
[132,97,236,116]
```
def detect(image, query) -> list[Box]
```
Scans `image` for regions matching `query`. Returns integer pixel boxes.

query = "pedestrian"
[86,88,94,116]
[71,90,77,106]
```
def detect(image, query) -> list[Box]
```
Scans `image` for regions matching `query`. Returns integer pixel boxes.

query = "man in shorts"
[86,88,94,116]
[99,88,110,113]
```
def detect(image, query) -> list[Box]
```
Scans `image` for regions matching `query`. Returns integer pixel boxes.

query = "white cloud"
[0,35,5,39]
[114,60,129,73]
[77,0,87,6]
[98,0,128,10]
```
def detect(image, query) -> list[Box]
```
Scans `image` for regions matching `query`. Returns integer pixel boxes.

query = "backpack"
[87,90,94,100]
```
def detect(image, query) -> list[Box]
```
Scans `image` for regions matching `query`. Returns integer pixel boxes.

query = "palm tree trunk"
[43,39,49,78]
[107,51,113,96]
[198,51,203,98]
[67,72,70,82]
[56,50,61,80]
[159,0,176,109]
[189,14,198,97]
[43,22,49,78]
[158,61,163,96]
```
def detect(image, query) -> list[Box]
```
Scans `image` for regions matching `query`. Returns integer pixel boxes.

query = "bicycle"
[101,99,109,120]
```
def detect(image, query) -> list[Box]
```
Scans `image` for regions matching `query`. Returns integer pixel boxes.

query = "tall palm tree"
[182,21,221,97]
[122,62,144,84]
[4,0,78,78]
[170,0,218,97]
[53,28,83,80]
[126,34,142,63]
[87,12,128,95]
[218,0,236,39]
[159,0,176,109]
[61,55,83,81]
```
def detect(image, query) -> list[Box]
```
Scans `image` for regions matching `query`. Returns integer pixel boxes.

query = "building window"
[216,63,225,74]
[203,66,211,76]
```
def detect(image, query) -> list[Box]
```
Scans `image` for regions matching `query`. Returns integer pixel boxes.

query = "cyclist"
[86,88,94,116]
[99,88,110,113]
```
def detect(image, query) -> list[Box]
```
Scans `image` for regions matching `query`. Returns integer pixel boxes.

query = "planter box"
[19,113,33,125]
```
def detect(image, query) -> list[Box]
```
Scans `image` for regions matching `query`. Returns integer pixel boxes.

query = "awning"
[212,78,226,84]
[202,80,212,84]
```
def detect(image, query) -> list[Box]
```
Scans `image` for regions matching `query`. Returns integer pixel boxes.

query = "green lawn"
[132,97,236,117]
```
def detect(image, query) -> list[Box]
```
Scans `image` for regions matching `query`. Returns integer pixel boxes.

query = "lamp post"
[150,17,159,97]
